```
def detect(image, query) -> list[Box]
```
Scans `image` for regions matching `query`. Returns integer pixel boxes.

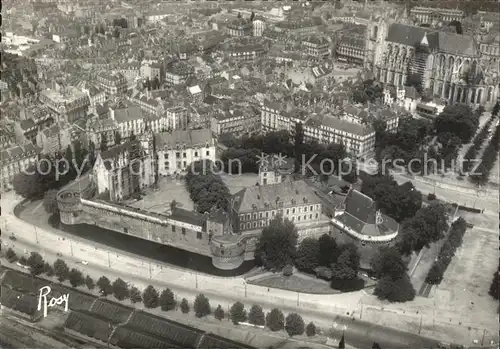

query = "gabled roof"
[155,129,212,149]
[334,189,399,237]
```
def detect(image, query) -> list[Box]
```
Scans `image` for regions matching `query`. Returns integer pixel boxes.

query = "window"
[197,231,202,239]
[298,216,301,221]
[246,222,251,229]
[253,222,257,228]
[310,214,312,219]
[253,213,257,219]
[194,151,198,157]
[240,214,245,221]
[304,206,308,212]
[172,225,176,232]
[165,153,169,159]
[259,212,263,218]
[181,227,186,235]
[247,213,251,220]
[304,215,306,220]
[292,208,295,214]
[240,223,244,230]
[266,212,269,218]
[315,213,318,218]
[176,152,181,158]
[183,161,187,167]
[206,150,210,156]
[183,152,186,158]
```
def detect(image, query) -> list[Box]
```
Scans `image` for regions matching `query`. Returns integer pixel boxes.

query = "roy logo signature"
[37,286,69,318]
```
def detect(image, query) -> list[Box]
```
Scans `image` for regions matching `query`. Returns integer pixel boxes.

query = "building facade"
[96,72,128,97]
[39,87,90,123]
[1,143,41,190]
[155,128,215,177]
[366,20,499,110]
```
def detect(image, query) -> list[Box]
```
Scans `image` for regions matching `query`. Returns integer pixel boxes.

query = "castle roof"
[334,189,398,237]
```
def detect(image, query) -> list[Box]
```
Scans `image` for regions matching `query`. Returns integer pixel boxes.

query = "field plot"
[433,224,498,329]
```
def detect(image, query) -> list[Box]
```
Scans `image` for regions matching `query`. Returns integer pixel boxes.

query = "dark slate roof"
[0,285,42,318]
[198,333,256,349]
[386,23,478,56]
[64,310,112,343]
[110,326,180,349]
[127,310,203,348]
[101,141,140,161]
[335,189,398,237]
[89,299,133,324]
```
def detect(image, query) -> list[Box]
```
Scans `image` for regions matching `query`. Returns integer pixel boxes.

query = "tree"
[295,237,320,273]
[180,298,190,314]
[53,259,69,282]
[214,305,225,320]
[330,244,360,290]
[129,286,142,304]
[250,11,255,22]
[112,278,129,301]
[170,200,178,211]
[318,234,338,267]
[159,288,176,311]
[248,304,265,326]
[306,322,316,337]
[405,73,422,92]
[489,265,499,300]
[266,308,285,331]
[152,77,160,90]
[143,285,160,308]
[193,294,211,317]
[27,252,45,276]
[230,302,247,324]
[43,189,59,217]
[100,133,108,152]
[85,275,95,290]
[396,203,448,255]
[294,122,304,158]
[434,105,478,144]
[339,332,345,349]
[115,132,121,145]
[6,248,17,262]
[97,276,113,296]
[285,313,305,336]
[255,216,298,271]
[130,132,137,142]
[370,246,407,279]
[44,262,54,276]
[374,274,416,302]
[372,343,382,349]
[12,167,45,199]
[68,268,85,287]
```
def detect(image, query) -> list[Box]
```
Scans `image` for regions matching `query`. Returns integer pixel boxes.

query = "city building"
[140,61,164,82]
[155,128,215,176]
[86,117,119,150]
[304,115,376,159]
[166,106,189,131]
[82,85,106,115]
[366,20,500,110]
[335,35,366,65]
[165,61,195,87]
[1,143,41,190]
[410,7,464,25]
[39,87,90,123]
[36,123,71,155]
[331,189,399,244]
[109,104,145,140]
[252,19,266,37]
[211,106,260,137]
[93,136,154,202]
[226,18,253,37]
[230,179,323,234]
[302,36,329,58]
[96,72,128,97]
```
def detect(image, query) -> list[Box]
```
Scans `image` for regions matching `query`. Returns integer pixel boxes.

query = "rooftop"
[155,129,212,149]
[232,179,322,212]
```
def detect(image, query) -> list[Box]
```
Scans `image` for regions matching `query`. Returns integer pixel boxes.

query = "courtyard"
[220,173,260,194]
[127,177,194,213]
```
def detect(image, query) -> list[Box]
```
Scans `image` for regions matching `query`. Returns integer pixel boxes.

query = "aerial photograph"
[1,0,499,348]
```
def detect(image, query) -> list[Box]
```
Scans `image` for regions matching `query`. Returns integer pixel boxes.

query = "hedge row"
[425,217,468,285]
[469,124,500,185]
[463,117,494,172]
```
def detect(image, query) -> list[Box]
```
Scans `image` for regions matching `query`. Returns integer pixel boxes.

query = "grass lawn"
[248,273,341,295]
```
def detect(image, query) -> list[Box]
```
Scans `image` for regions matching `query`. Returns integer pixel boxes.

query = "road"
[0,193,441,349]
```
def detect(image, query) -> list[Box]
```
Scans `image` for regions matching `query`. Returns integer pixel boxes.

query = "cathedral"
[365,14,499,110]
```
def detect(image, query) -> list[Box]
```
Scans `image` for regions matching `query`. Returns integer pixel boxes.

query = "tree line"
[469,123,499,185]
[255,215,418,301]
[4,249,319,338]
[12,140,93,200]
[462,115,495,173]
[425,217,467,285]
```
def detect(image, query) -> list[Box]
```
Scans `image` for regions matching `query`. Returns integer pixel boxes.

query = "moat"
[52,219,255,277]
